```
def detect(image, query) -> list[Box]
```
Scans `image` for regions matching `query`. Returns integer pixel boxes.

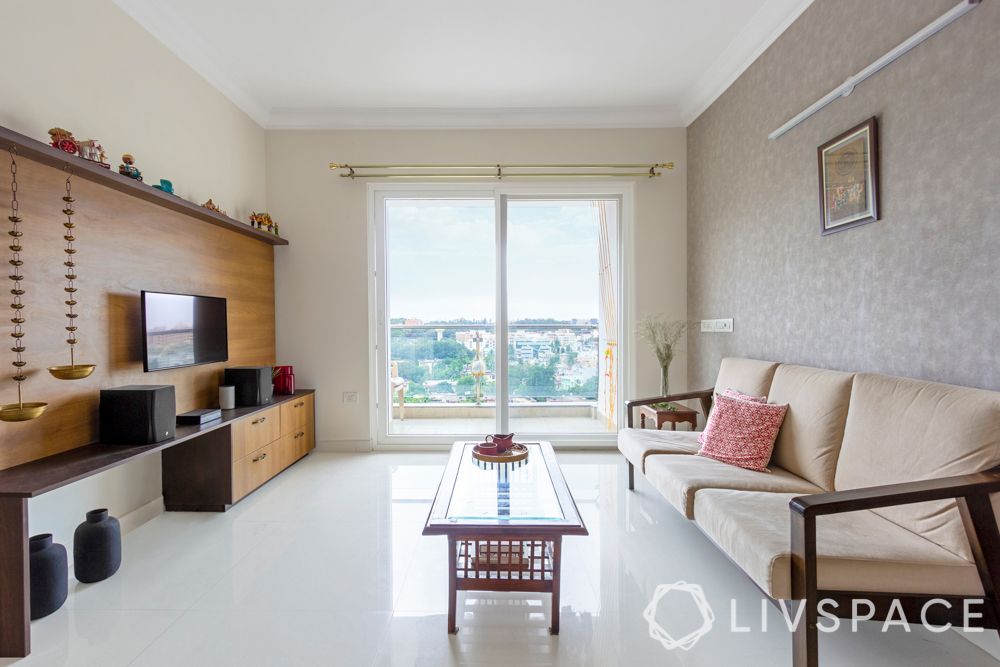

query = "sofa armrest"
[787,467,1000,625]
[624,389,714,428]
[789,469,1000,518]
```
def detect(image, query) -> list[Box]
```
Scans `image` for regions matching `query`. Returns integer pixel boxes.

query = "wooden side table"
[639,403,698,431]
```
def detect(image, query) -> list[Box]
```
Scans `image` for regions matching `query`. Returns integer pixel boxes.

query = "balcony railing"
[389,322,601,406]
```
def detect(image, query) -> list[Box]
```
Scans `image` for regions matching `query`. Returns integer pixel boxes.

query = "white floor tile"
[11,451,999,666]
[0,610,179,667]
[130,610,389,667]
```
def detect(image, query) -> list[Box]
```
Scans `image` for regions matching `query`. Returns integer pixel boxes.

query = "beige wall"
[0,0,267,547]
[266,129,687,447]
[687,0,1000,391]
[0,0,265,222]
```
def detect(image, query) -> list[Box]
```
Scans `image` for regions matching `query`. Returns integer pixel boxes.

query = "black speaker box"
[99,385,176,445]
[224,366,273,407]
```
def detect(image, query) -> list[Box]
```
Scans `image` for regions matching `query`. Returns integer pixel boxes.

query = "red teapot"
[485,433,515,453]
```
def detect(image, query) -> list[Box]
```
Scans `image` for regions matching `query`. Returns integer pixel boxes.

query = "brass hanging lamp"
[48,169,95,380]
[1,147,47,421]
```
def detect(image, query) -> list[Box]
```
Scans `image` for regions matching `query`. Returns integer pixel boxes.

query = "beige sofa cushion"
[617,428,701,471]
[645,455,821,519]
[767,364,854,490]
[714,357,779,398]
[694,489,983,600]
[834,373,1000,560]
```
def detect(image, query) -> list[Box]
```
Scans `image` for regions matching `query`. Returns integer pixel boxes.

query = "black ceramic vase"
[29,534,68,620]
[73,508,122,583]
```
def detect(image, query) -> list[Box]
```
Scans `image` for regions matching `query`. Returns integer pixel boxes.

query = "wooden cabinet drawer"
[274,432,296,471]
[231,405,281,461]
[273,426,310,472]
[280,394,312,436]
[233,441,278,501]
[290,422,313,461]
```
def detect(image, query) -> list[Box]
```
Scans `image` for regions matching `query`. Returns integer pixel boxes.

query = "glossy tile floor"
[6,451,999,666]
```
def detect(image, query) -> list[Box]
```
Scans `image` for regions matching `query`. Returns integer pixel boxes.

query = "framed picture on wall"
[818,116,880,235]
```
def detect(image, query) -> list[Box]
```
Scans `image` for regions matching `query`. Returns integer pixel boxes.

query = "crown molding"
[680,0,815,125]
[116,0,810,131]
[113,0,270,127]
[266,106,684,130]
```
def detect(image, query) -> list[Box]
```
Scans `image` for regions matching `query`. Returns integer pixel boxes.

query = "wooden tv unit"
[163,390,315,510]
[0,389,315,657]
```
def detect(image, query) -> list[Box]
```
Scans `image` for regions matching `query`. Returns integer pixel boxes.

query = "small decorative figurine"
[249,211,276,232]
[48,128,79,155]
[151,179,174,194]
[118,154,142,181]
[202,199,228,216]
[76,140,110,169]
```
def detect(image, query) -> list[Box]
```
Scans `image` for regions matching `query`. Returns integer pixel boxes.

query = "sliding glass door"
[505,199,619,434]
[375,189,622,444]
[382,198,496,435]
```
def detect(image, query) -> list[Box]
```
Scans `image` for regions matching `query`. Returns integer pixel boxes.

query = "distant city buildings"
[393,320,602,401]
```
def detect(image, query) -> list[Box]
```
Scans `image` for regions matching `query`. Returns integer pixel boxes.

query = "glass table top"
[446,443,564,521]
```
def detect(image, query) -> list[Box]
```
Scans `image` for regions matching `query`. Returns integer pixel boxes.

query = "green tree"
[456,375,476,396]
[396,360,427,384]
[433,339,470,361]
[509,360,557,399]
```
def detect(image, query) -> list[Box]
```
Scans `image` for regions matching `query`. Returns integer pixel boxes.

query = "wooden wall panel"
[0,158,276,470]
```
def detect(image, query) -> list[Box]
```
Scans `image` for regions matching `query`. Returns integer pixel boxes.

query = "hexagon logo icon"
[643,581,715,651]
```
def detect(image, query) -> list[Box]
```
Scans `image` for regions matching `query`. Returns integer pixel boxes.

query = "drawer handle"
[253,452,268,463]
[294,401,305,408]
[252,416,267,425]
[294,431,305,439]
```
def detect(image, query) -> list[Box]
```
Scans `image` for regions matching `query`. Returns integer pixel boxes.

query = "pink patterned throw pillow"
[721,388,766,403]
[697,394,788,472]
[697,389,767,445]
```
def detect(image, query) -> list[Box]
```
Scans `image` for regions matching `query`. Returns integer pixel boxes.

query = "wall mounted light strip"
[329,162,674,179]
[768,0,981,140]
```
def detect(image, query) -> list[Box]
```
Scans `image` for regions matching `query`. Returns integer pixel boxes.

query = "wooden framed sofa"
[619,358,1000,667]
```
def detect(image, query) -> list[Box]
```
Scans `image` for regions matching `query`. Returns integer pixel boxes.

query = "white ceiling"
[115,0,813,129]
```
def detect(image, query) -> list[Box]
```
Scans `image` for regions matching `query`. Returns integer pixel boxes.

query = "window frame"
[368,182,634,449]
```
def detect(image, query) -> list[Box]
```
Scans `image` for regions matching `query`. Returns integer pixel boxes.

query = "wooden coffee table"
[423,441,588,635]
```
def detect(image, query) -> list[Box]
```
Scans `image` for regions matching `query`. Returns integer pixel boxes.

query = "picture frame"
[817,116,879,235]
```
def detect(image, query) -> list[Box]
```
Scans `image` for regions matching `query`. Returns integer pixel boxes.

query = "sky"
[386,199,616,322]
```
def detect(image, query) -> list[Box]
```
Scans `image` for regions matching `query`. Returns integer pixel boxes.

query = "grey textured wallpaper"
[687,0,999,391]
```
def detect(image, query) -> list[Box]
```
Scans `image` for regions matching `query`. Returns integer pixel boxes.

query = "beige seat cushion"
[835,374,1000,560]
[714,358,780,399]
[617,428,701,471]
[767,364,855,491]
[645,455,822,519]
[694,489,983,600]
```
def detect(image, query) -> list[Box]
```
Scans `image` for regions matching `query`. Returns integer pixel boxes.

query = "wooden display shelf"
[0,124,287,246]
[0,390,314,498]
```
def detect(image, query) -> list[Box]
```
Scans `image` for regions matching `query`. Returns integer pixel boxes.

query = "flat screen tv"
[141,291,228,372]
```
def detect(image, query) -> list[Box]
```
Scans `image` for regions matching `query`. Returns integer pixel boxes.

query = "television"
[141,291,228,372]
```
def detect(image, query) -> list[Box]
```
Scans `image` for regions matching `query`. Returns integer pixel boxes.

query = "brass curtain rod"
[329,162,674,179]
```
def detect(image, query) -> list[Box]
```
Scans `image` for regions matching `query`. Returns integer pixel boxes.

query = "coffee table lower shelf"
[448,535,563,634]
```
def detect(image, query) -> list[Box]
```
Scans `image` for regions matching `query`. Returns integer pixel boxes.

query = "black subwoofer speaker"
[99,385,176,445]
[224,366,273,407]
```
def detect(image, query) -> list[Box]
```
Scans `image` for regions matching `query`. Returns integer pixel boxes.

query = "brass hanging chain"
[8,147,27,398]
[62,170,79,366]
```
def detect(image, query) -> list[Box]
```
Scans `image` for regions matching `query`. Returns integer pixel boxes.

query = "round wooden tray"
[472,442,529,464]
